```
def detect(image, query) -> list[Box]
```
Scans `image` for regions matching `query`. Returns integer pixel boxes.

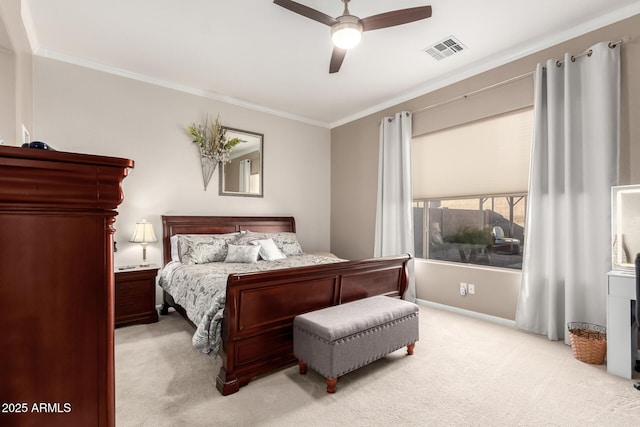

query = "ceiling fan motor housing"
[331,15,363,49]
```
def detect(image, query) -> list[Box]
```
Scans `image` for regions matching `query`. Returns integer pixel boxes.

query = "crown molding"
[33,47,330,129]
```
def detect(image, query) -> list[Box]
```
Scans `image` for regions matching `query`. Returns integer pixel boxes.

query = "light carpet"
[115,305,639,426]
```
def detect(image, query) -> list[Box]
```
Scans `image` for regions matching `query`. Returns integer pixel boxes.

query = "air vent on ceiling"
[424,36,466,61]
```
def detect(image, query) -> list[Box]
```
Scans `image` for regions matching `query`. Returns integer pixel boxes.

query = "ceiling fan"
[273,0,432,73]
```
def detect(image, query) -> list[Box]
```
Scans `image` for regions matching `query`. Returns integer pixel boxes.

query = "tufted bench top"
[294,295,418,342]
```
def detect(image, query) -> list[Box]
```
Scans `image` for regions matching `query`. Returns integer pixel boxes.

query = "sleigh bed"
[158,215,410,395]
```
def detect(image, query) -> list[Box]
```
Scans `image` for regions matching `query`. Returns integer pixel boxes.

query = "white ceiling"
[21,0,640,128]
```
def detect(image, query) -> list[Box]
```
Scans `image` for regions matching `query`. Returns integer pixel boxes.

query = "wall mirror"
[611,184,640,271]
[220,127,263,197]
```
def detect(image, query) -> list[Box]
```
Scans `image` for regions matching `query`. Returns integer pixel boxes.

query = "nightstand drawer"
[116,296,151,316]
[116,280,152,298]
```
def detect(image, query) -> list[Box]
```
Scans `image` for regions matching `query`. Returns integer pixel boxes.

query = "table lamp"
[129,219,157,266]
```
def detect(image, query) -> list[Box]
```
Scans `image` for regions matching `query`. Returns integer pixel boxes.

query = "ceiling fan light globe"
[331,20,362,49]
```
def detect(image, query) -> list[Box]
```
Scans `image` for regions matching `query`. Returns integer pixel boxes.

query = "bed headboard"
[161,215,296,265]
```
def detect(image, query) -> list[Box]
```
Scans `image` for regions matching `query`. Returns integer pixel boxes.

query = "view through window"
[414,195,526,270]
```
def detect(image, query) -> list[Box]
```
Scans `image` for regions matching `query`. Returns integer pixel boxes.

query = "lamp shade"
[129,220,157,244]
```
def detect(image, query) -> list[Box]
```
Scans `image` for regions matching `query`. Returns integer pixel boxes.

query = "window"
[411,108,533,270]
[414,195,526,269]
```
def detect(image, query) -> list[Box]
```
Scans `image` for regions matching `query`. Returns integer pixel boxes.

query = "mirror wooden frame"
[219,127,263,197]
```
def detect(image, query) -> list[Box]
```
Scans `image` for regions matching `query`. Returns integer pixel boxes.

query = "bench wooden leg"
[407,343,415,355]
[298,360,308,375]
[326,378,337,393]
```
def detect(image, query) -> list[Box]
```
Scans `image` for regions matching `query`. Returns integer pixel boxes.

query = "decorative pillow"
[224,244,261,263]
[233,231,304,256]
[251,238,286,260]
[233,231,266,246]
[170,235,180,262]
[178,233,239,265]
[264,232,304,256]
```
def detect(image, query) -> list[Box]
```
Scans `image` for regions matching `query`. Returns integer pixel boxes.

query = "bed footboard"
[216,254,411,395]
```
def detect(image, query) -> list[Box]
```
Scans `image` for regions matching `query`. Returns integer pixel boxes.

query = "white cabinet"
[606,271,638,378]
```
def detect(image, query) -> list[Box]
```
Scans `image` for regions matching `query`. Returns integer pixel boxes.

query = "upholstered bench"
[293,295,419,393]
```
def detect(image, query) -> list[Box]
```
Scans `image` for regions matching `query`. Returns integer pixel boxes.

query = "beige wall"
[331,14,640,320]
[32,57,332,276]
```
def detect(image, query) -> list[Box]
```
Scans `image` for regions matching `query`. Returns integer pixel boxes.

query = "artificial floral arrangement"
[186,115,242,190]
[186,115,241,164]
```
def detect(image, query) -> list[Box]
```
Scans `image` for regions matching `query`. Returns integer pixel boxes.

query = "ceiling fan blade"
[360,6,432,32]
[273,0,337,26]
[329,47,347,74]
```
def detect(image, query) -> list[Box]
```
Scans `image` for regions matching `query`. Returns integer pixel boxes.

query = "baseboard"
[415,299,516,328]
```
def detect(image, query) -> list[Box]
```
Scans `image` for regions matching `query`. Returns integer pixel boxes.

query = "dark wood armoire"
[0,145,133,427]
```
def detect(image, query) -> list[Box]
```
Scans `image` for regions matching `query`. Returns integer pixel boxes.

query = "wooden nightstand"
[114,265,159,327]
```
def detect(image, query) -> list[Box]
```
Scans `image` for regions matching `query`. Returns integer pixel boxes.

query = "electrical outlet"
[468,284,475,294]
[460,282,467,296]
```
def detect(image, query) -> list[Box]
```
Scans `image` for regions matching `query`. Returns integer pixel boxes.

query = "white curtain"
[374,111,416,301]
[515,42,620,342]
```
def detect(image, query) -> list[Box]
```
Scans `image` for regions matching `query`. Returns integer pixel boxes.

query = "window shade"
[412,107,533,199]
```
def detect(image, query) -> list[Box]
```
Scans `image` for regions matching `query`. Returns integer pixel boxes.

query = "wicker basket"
[567,322,607,365]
